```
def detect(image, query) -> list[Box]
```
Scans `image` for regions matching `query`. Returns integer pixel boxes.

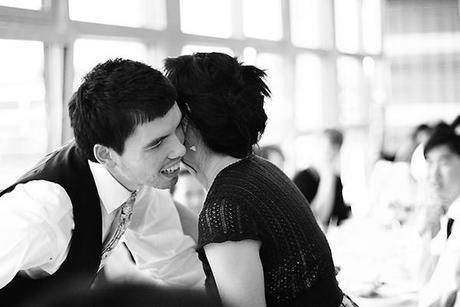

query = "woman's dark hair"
[69,58,177,162]
[164,52,270,158]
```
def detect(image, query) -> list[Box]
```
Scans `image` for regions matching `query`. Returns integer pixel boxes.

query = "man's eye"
[147,141,163,150]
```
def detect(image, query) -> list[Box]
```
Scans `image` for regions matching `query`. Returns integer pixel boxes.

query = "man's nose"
[169,132,186,160]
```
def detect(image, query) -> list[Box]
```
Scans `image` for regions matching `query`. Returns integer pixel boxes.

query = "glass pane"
[69,0,166,29]
[290,0,333,48]
[73,38,148,90]
[243,0,282,40]
[334,0,361,53]
[337,56,365,125]
[0,39,45,188]
[0,0,41,10]
[181,45,234,56]
[254,53,288,144]
[362,0,382,54]
[295,54,323,130]
[180,0,232,38]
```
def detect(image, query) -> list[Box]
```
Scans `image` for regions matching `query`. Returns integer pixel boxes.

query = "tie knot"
[121,191,137,220]
[125,190,137,205]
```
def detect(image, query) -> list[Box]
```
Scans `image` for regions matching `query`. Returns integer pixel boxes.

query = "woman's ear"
[185,125,203,153]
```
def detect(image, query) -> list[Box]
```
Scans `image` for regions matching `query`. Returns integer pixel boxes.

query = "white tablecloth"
[327,217,421,306]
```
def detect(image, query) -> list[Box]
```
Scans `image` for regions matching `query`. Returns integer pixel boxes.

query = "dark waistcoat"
[0,142,102,306]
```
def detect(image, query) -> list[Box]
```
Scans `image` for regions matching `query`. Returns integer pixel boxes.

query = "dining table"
[327,217,422,307]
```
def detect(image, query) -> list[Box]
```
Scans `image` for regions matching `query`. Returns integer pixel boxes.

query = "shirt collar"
[88,160,133,214]
[447,195,460,220]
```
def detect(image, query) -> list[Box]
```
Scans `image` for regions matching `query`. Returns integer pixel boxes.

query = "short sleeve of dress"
[197,197,260,249]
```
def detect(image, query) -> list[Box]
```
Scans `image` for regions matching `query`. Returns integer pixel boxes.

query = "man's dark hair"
[324,128,344,149]
[424,123,460,158]
[69,58,177,162]
[164,52,270,159]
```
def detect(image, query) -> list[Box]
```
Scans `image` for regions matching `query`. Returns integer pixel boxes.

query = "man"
[0,59,204,304]
[417,126,460,307]
[293,128,350,230]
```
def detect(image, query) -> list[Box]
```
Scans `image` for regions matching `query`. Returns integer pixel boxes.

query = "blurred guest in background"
[293,129,351,231]
[165,52,358,307]
[417,126,460,307]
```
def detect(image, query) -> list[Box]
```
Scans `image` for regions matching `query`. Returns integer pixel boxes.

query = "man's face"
[426,144,460,204]
[111,103,186,190]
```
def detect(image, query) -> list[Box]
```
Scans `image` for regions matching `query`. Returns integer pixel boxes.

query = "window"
[255,53,287,144]
[0,39,45,188]
[295,134,320,170]
[180,0,232,38]
[290,0,333,48]
[334,0,361,53]
[73,38,148,90]
[337,56,365,125]
[362,0,382,54]
[242,0,282,40]
[69,0,166,29]
[295,54,323,130]
[0,0,41,10]
[181,45,234,56]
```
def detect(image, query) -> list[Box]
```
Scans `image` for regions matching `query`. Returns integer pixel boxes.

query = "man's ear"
[93,144,116,167]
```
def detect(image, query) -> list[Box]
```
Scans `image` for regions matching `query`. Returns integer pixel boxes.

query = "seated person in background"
[417,126,460,307]
[165,52,358,307]
[254,144,286,172]
[171,169,206,216]
[0,59,204,305]
[293,129,351,230]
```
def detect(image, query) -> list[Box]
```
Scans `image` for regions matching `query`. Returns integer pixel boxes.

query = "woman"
[164,52,357,307]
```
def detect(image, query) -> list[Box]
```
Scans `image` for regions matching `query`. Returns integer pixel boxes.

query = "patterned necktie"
[100,190,137,268]
[447,217,455,239]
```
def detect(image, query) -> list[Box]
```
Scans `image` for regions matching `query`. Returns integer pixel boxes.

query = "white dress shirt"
[0,161,205,289]
[418,195,460,307]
